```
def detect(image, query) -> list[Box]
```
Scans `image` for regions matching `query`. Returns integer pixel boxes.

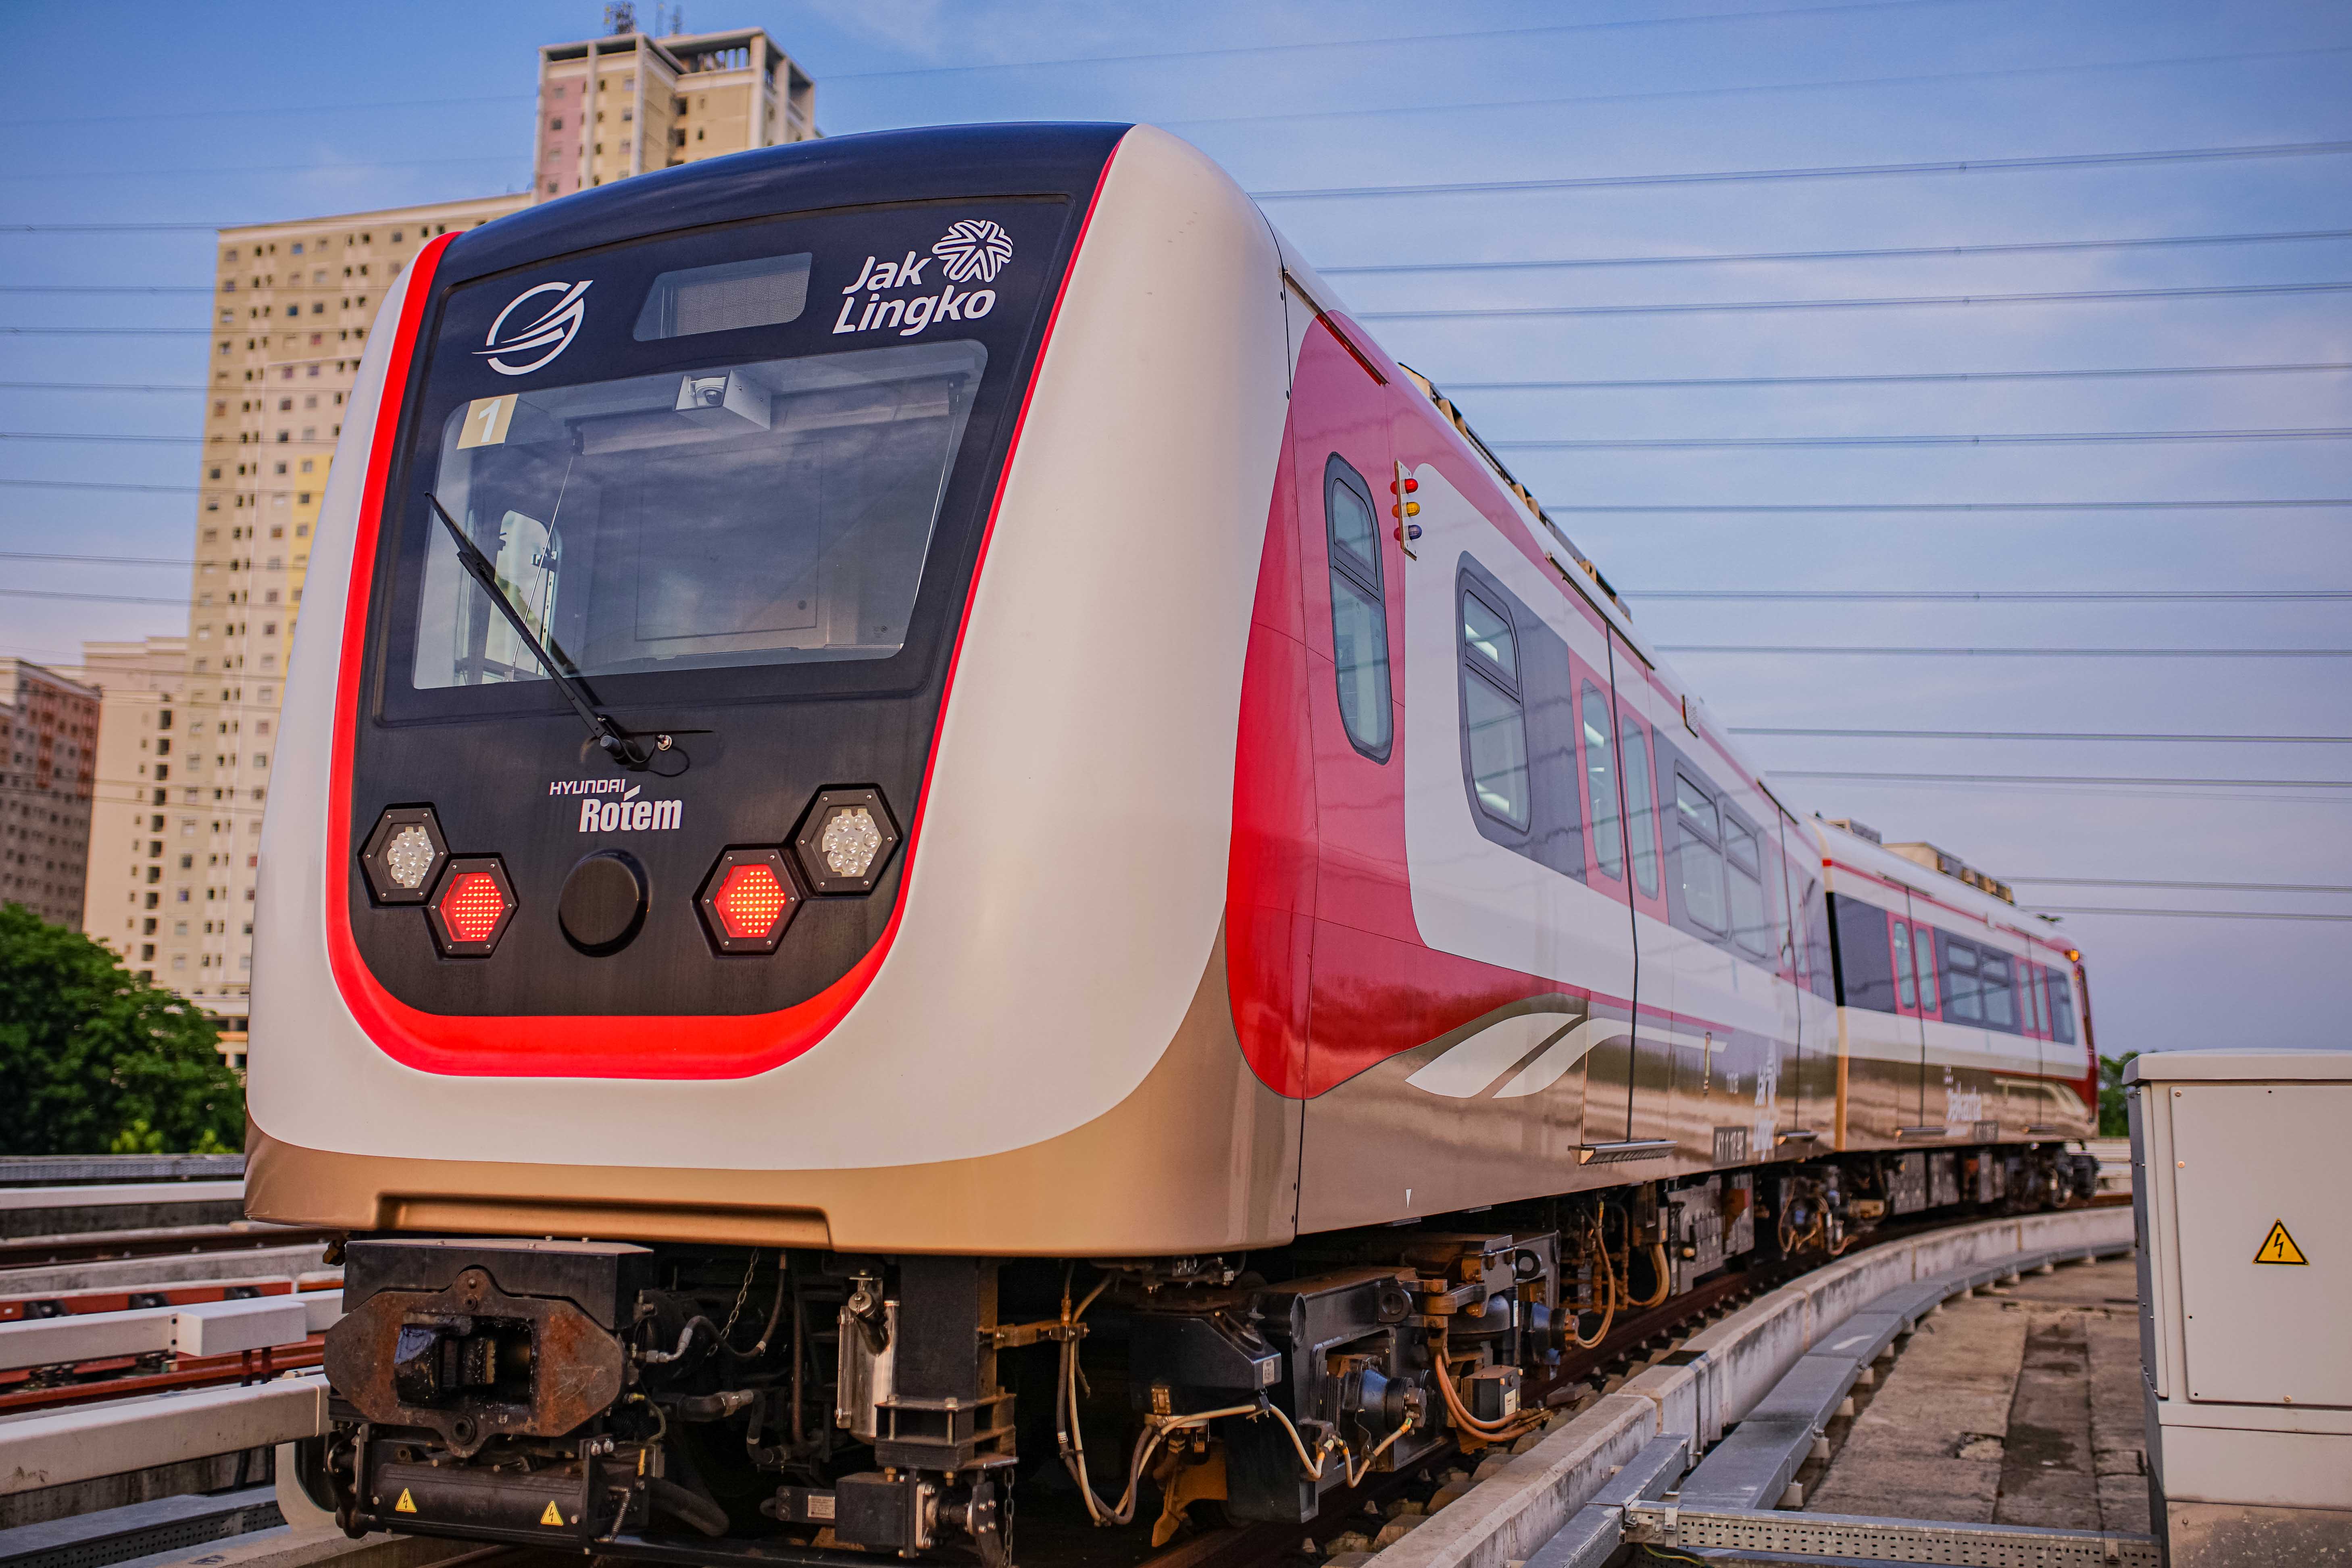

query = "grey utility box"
[2128,1049,2352,1562]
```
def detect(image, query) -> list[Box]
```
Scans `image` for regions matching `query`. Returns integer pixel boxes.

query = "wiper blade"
[426,491,650,769]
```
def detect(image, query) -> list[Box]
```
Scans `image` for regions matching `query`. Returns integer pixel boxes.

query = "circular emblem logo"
[931,220,1014,285]
[478,280,592,376]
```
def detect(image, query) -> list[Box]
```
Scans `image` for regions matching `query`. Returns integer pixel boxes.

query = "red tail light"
[697,849,800,954]
[427,857,516,957]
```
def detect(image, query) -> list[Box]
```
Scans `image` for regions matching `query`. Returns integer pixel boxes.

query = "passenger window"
[1581,684,1623,879]
[1672,773,1728,933]
[1724,819,1769,957]
[2046,970,2077,1043]
[1459,584,1529,828]
[1892,920,1917,1009]
[1946,939,1982,1022]
[1981,952,2016,1030]
[2021,964,2046,1033]
[1462,591,1518,680]
[1324,458,1391,761]
[1914,926,1938,1013]
[1619,716,1660,897]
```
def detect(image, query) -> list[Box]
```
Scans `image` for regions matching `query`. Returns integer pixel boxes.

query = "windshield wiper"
[426,492,653,769]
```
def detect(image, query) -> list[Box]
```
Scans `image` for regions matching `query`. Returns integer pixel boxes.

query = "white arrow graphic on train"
[1406,1016,1736,1099]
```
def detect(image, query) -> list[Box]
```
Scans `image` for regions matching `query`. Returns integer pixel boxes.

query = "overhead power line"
[0,551,192,567]
[1555,499,2351,513]
[0,587,186,605]
[1775,769,2352,788]
[1662,644,2352,657]
[1362,279,2352,321]
[0,224,227,234]
[0,92,534,131]
[0,155,522,185]
[1630,589,2350,602]
[2005,876,2352,892]
[1169,44,2352,133]
[1250,139,2352,201]
[1,432,201,446]
[2027,907,2352,922]
[1446,362,2352,392]
[1500,427,2351,450]
[0,381,206,393]
[0,479,197,493]
[829,0,1990,81]
[0,327,212,336]
[1323,228,2352,275]
[1733,727,2352,744]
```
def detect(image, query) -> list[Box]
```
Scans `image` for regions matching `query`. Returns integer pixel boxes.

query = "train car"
[245,123,2098,1563]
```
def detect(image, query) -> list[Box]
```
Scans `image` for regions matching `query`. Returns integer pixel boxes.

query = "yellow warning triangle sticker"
[540,1501,567,1527]
[2254,1219,2308,1266]
[393,1489,417,1515]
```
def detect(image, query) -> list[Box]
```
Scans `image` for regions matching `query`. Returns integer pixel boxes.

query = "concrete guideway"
[1367,1205,2136,1568]
[0,1244,335,1299]
[0,1376,328,1498]
[0,1289,340,1372]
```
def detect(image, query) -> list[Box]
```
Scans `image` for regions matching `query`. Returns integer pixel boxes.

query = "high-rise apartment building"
[535,26,816,200]
[141,22,812,1033]
[70,636,187,977]
[179,194,524,1032]
[0,658,99,928]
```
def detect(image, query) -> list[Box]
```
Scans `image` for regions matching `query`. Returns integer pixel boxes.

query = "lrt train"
[246,123,2100,1564]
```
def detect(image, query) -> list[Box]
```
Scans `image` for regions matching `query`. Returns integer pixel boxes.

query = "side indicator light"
[792,787,902,896]
[698,848,800,954]
[427,857,516,957]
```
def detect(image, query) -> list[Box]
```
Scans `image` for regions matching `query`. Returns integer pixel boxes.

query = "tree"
[2097,1052,2138,1139]
[0,903,244,1155]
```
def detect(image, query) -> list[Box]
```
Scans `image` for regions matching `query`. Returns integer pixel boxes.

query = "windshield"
[412,339,984,686]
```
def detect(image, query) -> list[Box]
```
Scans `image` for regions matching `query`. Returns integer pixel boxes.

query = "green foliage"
[0,902,245,1156]
[2098,1051,2139,1139]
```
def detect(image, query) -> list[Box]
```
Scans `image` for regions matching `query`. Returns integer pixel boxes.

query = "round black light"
[558,851,647,955]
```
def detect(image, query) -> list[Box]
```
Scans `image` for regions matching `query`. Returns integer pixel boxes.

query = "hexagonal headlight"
[792,787,902,895]
[360,806,448,905]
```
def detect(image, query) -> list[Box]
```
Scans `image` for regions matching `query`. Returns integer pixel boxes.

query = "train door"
[1769,815,1808,1139]
[1779,831,1829,1137]
[1288,321,1408,1201]
[1608,644,1675,1149]
[1574,648,1640,1147]
[1891,898,1934,1132]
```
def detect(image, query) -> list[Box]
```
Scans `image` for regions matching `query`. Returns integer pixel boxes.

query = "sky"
[2,0,2347,1056]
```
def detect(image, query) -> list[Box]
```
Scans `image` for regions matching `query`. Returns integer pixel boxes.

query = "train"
[244,123,2100,1564]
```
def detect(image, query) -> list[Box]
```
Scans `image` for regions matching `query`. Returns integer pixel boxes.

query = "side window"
[1619,715,1660,897]
[1723,819,1770,957]
[1945,936,1983,1022]
[1580,683,1623,879]
[1914,925,1939,1013]
[1459,583,1529,828]
[1892,920,1918,1009]
[1671,772,1728,934]
[2047,970,2077,1044]
[1828,892,1898,1012]
[2020,962,2046,1033]
[1324,456,1391,761]
[1981,951,2017,1030]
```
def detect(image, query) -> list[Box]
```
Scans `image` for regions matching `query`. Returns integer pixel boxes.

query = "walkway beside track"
[1367,1204,2136,1568]
[1804,1253,2148,1532]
